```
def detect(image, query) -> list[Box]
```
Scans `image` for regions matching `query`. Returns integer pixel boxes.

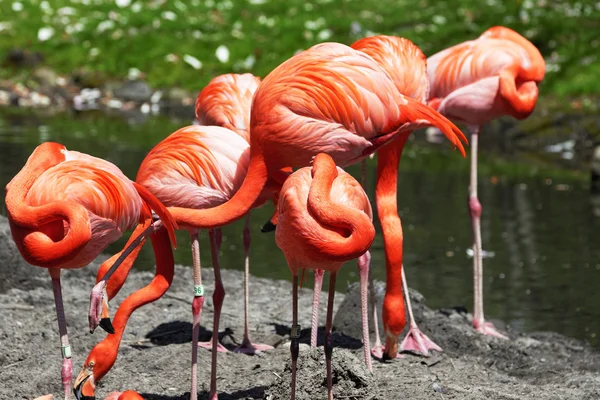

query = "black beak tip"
[261,221,276,233]
[99,318,115,334]
[73,376,95,400]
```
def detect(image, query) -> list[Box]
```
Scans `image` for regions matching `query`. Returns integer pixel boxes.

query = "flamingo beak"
[383,332,399,360]
[261,220,276,232]
[73,367,95,400]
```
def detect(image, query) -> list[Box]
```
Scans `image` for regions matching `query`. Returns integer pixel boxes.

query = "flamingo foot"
[474,320,509,339]
[371,344,403,360]
[198,338,228,353]
[233,338,274,354]
[400,326,442,356]
[33,395,54,400]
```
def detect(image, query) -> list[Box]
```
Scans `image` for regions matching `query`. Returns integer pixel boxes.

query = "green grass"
[0,0,598,96]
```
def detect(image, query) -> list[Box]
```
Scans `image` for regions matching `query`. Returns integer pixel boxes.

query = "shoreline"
[1,216,600,399]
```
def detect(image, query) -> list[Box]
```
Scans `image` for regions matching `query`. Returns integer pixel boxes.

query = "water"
[1,109,599,347]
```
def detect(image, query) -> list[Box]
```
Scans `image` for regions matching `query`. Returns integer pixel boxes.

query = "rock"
[32,67,58,87]
[163,87,193,104]
[264,347,372,400]
[113,79,152,102]
[2,49,44,68]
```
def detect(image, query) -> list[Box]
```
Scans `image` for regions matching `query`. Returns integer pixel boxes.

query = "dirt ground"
[1,214,599,400]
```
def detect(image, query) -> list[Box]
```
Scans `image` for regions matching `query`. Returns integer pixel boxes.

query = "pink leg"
[399,267,442,355]
[50,270,73,400]
[197,230,228,354]
[310,269,324,347]
[290,274,300,400]
[208,228,225,400]
[234,214,274,354]
[357,251,373,371]
[324,272,337,400]
[190,231,204,400]
[469,128,507,339]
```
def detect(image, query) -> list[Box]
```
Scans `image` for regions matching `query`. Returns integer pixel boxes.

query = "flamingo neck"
[305,154,375,262]
[167,149,268,229]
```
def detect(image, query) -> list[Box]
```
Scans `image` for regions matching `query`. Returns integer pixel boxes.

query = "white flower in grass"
[116,0,131,7]
[183,54,202,70]
[215,45,229,63]
[37,26,55,41]
[12,2,24,12]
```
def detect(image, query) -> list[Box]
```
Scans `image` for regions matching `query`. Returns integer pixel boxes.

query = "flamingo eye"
[88,361,95,368]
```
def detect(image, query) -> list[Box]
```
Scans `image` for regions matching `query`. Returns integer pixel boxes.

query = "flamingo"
[348,35,443,356]
[276,153,375,400]
[73,225,174,400]
[5,142,176,400]
[427,26,545,338]
[101,42,467,363]
[195,73,274,354]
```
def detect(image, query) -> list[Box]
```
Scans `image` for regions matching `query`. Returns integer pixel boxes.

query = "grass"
[0,0,598,95]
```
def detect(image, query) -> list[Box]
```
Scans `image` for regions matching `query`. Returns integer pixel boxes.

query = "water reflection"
[0,110,599,348]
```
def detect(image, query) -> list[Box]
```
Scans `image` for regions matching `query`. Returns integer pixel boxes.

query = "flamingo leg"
[234,214,274,354]
[357,251,373,371]
[469,128,508,339]
[310,269,324,347]
[368,267,385,359]
[190,231,203,400]
[324,272,337,400]
[399,267,442,355]
[208,228,226,400]
[290,274,300,400]
[50,269,73,400]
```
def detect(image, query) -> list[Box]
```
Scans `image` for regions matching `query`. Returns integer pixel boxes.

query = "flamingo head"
[381,294,406,360]
[73,341,117,400]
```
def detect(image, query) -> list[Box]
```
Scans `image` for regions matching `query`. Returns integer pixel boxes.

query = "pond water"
[1,109,599,348]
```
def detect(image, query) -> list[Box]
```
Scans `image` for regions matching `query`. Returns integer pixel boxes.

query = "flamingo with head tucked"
[276,153,375,400]
[427,26,545,338]
[5,142,176,400]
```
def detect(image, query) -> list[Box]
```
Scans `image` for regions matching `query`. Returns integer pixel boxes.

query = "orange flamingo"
[5,142,176,400]
[348,35,443,356]
[73,226,174,400]
[103,42,467,364]
[195,73,275,354]
[427,26,545,338]
[276,153,375,400]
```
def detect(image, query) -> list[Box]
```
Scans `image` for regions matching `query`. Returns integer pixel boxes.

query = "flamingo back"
[23,150,143,268]
[351,35,429,104]
[136,125,251,214]
[276,165,372,272]
[195,73,261,142]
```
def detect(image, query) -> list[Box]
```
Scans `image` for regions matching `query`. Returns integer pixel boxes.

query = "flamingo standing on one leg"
[349,35,443,357]
[276,153,375,400]
[100,42,467,364]
[73,225,174,400]
[5,142,176,400]
[427,26,545,338]
[195,73,274,354]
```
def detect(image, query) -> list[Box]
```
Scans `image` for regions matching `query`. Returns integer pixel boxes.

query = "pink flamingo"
[276,153,375,400]
[427,26,545,338]
[195,73,275,354]
[5,143,176,400]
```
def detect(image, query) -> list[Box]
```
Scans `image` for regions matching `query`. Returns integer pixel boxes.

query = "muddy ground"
[1,215,599,400]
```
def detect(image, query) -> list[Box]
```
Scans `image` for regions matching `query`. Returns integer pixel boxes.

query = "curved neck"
[306,154,375,261]
[98,226,174,373]
[499,70,539,119]
[167,149,268,229]
[6,144,91,267]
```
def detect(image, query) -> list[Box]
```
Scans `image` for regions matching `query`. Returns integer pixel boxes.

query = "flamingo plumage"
[427,26,545,338]
[5,142,176,400]
[276,153,375,400]
[102,41,468,361]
